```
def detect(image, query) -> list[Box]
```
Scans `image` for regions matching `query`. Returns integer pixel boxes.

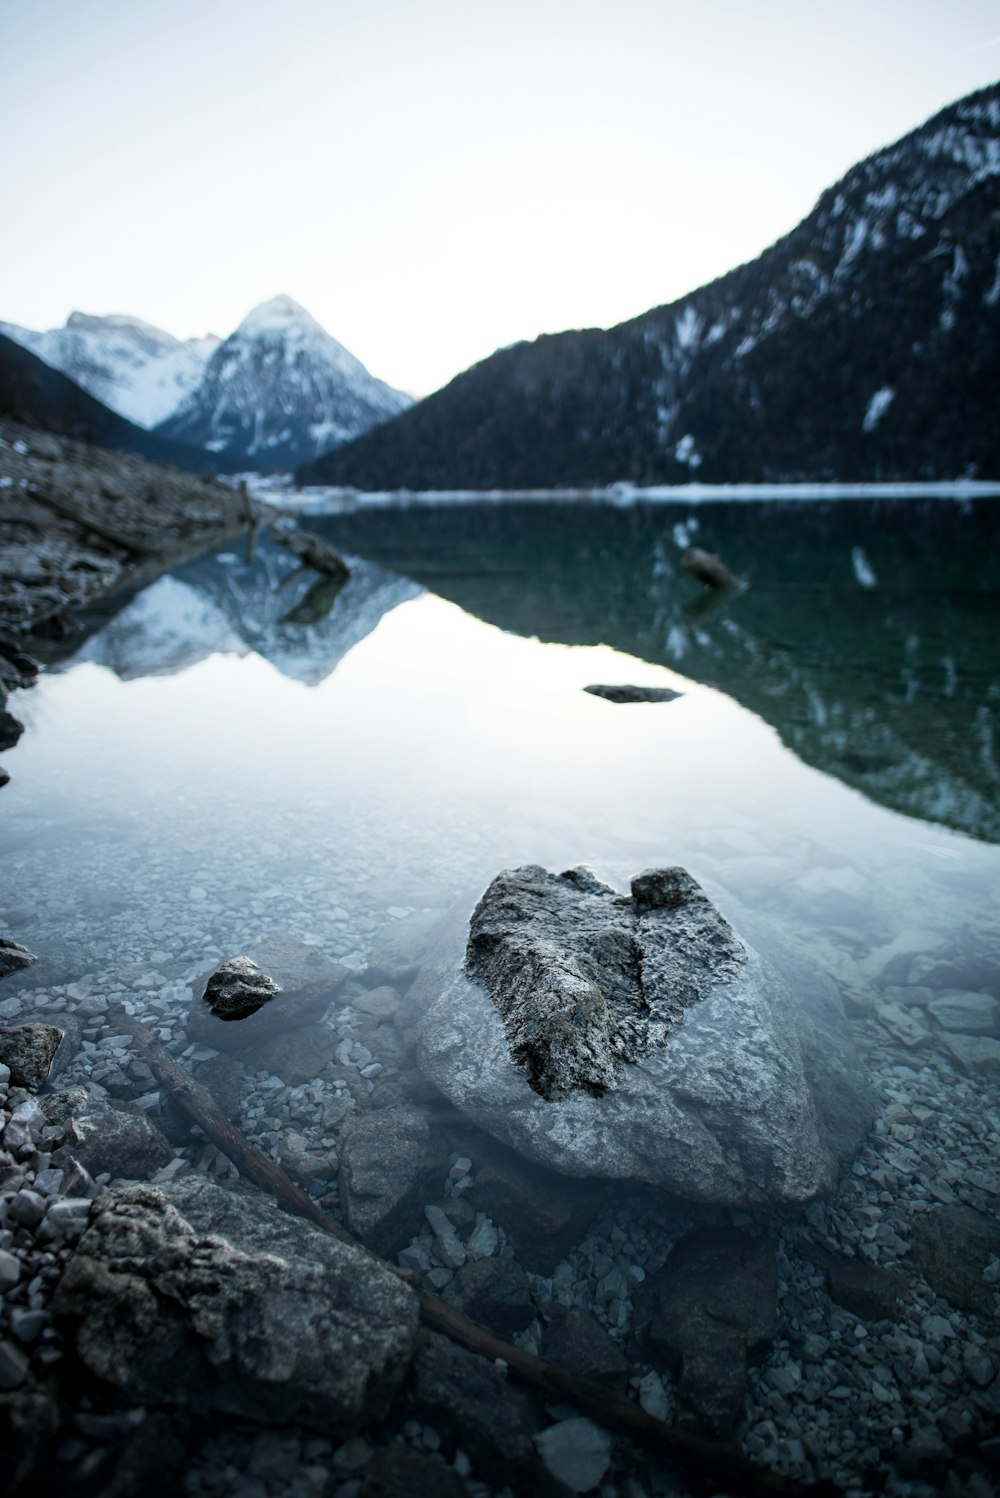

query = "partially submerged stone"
[203,955,280,1021]
[0,1023,65,1090]
[415,865,874,1206]
[583,684,683,704]
[0,938,35,982]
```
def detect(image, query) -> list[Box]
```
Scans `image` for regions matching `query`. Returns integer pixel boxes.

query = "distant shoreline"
[277,479,1000,514]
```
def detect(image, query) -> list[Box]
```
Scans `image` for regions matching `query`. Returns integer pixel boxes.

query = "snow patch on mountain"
[0,312,219,427]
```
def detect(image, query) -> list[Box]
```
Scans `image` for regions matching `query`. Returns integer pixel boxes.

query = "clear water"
[2,496,999,1491]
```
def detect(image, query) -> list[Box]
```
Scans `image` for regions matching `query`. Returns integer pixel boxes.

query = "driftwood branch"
[124,1018,838,1498]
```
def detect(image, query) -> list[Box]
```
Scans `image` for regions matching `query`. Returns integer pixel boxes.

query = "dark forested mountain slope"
[302,83,1000,488]
[0,334,242,474]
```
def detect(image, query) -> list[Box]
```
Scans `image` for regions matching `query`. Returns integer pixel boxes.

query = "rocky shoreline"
[1,879,998,1498]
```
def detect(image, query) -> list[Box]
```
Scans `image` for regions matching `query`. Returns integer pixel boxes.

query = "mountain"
[0,312,218,428]
[156,295,412,470]
[0,332,244,473]
[301,83,1000,489]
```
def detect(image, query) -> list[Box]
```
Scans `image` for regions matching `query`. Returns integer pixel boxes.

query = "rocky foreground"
[0,870,998,1498]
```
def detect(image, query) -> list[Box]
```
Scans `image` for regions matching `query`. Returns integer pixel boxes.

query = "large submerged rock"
[414,865,874,1206]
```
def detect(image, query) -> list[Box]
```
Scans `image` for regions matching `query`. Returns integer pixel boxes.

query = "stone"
[938,1033,1000,1078]
[825,1258,907,1322]
[927,991,999,1035]
[363,909,445,992]
[349,985,401,1022]
[0,938,35,981]
[534,1417,613,1494]
[442,1257,535,1338]
[53,1178,418,1432]
[40,1089,174,1180]
[340,1107,445,1256]
[873,1001,932,1048]
[9,1188,46,1227]
[357,1445,468,1498]
[237,1021,341,1085]
[202,955,280,1021]
[908,1204,1000,1319]
[0,1247,21,1291]
[188,937,348,1050]
[583,684,683,704]
[406,1328,543,1490]
[0,1338,29,1390]
[635,1227,777,1439]
[0,1023,65,1089]
[465,1135,606,1274]
[414,867,874,1206]
[424,1204,466,1269]
[191,1052,243,1123]
[540,1309,630,1392]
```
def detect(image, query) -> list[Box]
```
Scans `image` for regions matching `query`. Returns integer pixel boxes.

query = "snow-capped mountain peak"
[155,295,412,469]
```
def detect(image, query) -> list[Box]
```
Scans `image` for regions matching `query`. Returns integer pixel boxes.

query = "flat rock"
[236,1021,341,1085]
[340,1107,445,1256]
[927,990,999,1035]
[908,1204,1000,1319]
[0,938,35,981]
[635,1227,777,1440]
[0,1023,65,1089]
[441,1256,535,1338]
[53,1178,417,1433]
[540,1308,630,1392]
[414,866,874,1206]
[41,1088,174,1180]
[583,684,683,704]
[938,1033,1000,1078]
[825,1257,907,1322]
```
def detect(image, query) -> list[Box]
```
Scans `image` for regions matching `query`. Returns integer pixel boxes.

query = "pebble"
[534,1418,613,1494]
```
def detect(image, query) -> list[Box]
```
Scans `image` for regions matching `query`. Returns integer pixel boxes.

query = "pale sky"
[2,0,999,397]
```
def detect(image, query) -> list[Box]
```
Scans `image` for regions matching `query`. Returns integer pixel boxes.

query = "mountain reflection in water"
[303,498,1000,843]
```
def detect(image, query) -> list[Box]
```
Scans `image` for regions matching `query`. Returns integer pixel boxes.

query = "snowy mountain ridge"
[0,312,219,428]
[155,294,413,470]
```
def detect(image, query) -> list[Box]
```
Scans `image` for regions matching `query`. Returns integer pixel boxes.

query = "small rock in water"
[583,684,683,704]
[533,1417,613,1493]
[424,1204,466,1269]
[203,956,281,1021]
[0,939,35,981]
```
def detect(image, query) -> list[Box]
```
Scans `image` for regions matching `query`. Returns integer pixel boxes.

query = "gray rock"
[53,1179,418,1432]
[908,1204,1000,1318]
[424,1203,467,1269]
[0,939,34,981]
[357,1446,468,1498]
[927,990,999,1035]
[534,1417,613,1494]
[41,1088,174,1180]
[0,1022,66,1090]
[938,1033,1000,1078]
[340,1107,445,1256]
[349,985,401,1023]
[406,1328,543,1490]
[203,955,280,1021]
[442,1257,536,1338]
[635,1227,777,1439]
[188,937,348,1050]
[465,1137,606,1274]
[363,909,445,992]
[540,1308,630,1392]
[237,1021,341,1085]
[0,1338,29,1390]
[824,1257,907,1322]
[415,867,874,1206]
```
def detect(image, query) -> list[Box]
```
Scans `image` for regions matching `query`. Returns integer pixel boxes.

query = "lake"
[2,494,999,1495]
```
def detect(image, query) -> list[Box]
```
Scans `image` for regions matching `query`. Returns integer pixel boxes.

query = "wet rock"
[583,684,683,704]
[0,709,23,753]
[0,939,35,981]
[188,937,348,1050]
[364,909,444,992]
[635,1227,777,1439]
[340,1107,445,1256]
[406,1328,543,1491]
[0,1022,65,1089]
[202,955,280,1021]
[938,1033,1000,1078]
[53,1179,418,1432]
[442,1257,536,1338]
[41,1088,174,1180]
[465,1136,606,1274]
[927,990,999,1035]
[824,1257,907,1322]
[237,1021,341,1085]
[357,1445,468,1498]
[908,1204,1000,1318]
[540,1308,630,1391]
[534,1416,614,1494]
[415,867,874,1206]
[348,984,402,1023]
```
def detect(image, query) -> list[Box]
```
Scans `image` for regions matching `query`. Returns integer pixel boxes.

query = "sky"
[2,0,999,397]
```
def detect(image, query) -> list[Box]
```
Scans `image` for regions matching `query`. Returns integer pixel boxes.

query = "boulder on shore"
[413,865,874,1207]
